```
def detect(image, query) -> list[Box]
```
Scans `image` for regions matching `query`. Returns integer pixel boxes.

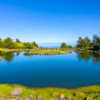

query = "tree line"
[60,35,100,50]
[0,37,38,49]
[60,42,72,49]
[1,35,100,50]
[76,35,100,50]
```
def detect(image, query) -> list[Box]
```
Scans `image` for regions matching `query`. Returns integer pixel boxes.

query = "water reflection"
[0,52,15,62]
[16,52,20,56]
[0,51,100,64]
[76,51,100,64]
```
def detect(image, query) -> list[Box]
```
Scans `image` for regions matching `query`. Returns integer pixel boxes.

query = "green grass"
[35,50,68,53]
[0,48,71,56]
[27,49,71,55]
[0,48,8,52]
[0,85,100,99]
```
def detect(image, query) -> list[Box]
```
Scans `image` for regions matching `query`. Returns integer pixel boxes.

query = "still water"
[0,51,100,89]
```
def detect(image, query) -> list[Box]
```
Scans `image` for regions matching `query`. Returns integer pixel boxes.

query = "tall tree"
[84,37,91,49]
[32,41,38,48]
[0,39,4,48]
[4,37,14,48]
[24,42,33,49]
[93,35,100,46]
[60,42,67,48]
[77,36,91,49]
[76,37,83,48]
[16,38,21,43]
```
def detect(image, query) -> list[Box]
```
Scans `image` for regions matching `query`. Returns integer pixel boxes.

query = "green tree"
[76,36,91,49]
[0,37,39,49]
[76,37,84,48]
[84,37,91,49]
[66,45,72,48]
[16,38,21,43]
[32,41,38,48]
[93,35,100,46]
[4,37,15,49]
[60,42,67,48]
[24,42,33,49]
[0,39,4,48]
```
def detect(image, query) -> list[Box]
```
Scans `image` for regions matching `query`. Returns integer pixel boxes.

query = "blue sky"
[0,0,100,45]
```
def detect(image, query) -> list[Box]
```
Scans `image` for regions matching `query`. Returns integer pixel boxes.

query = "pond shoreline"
[0,84,100,100]
[0,49,33,53]
[0,50,100,99]
[0,48,72,55]
[27,50,71,55]
[1,48,100,54]
[74,48,100,54]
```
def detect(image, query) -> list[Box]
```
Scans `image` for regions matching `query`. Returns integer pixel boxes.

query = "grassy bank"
[25,49,71,55]
[0,48,71,54]
[0,48,34,53]
[0,85,100,100]
[0,48,9,52]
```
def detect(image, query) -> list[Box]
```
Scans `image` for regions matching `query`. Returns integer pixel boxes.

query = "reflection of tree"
[4,52,14,62]
[24,52,32,56]
[0,52,5,61]
[77,51,91,61]
[0,52,15,62]
[16,52,20,56]
[92,54,100,64]
[76,51,100,64]
[0,56,3,60]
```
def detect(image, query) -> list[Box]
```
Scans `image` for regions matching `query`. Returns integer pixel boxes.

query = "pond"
[0,51,100,89]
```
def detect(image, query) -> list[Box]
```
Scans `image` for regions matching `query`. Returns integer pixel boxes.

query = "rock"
[64,97,72,100]
[11,99,17,100]
[50,98,55,100]
[57,95,72,100]
[36,96,43,100]
[86,97,92,100]
[57,96,61,100]
[11,88,23,97]
[25,97,31,100]
[25,95,33,100]
[60,94,65,100]
[29,95,33,100]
